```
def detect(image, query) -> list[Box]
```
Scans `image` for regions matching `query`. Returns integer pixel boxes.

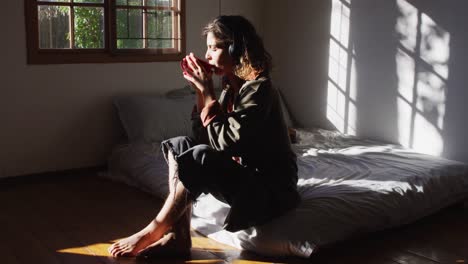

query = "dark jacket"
[192,75,300,230]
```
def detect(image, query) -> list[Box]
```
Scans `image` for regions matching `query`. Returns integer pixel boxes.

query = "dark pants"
[161,136,282,232]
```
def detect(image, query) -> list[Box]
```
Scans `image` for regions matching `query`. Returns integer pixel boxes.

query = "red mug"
[181,56,220,75]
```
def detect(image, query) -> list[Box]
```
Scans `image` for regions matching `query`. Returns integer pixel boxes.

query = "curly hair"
[203,15,272,79]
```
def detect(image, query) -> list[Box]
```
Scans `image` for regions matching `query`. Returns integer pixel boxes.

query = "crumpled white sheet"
[191,128,468,257]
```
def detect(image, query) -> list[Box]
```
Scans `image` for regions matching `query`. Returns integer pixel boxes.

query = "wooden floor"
[0,172,467,264]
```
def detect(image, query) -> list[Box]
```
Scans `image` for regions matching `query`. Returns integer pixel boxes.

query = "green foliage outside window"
[38,1,173,50]
[74,7,104,48]
[46,5,103,48]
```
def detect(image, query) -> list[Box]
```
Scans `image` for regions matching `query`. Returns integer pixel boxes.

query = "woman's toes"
[110,248,118,257]
[110,245,123,257]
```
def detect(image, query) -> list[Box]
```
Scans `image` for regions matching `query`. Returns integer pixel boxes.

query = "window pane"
[116,9,143,48]
[147,10,173,48]
[116,0,142,6]
[38,5,71,49]
[148,39,172,49]
[74,7,104,48]
[118,39,144,48]
[74,0,104,3]
[146,0,172,7]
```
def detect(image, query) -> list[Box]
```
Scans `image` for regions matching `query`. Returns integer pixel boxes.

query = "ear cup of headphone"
[228,42,236,57]
[229,34,243,59]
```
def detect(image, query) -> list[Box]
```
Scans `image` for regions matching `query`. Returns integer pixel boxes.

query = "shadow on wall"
[325,0,468,162]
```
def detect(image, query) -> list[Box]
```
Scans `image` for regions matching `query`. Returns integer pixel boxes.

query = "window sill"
[27,50,185,64]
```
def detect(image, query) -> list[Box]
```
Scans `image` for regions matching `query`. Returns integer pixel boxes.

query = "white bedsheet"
[191,129,468,257]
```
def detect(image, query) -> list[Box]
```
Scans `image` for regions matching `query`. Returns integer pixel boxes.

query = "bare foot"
[108,221,166,257]
[137,231,191,258]
[138,207,192,258]
[109,150,192,258]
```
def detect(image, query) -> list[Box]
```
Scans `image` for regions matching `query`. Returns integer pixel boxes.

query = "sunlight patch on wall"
[327,0,356,135]
[414,112,443,155]
[327,80,346,131]
[328,40,348,89]
[396,49,415,103]
[395,0,450,156]
[330,0,350,46]
[396,0,418,53]
[420,13,450,79]
[397,97,412,148]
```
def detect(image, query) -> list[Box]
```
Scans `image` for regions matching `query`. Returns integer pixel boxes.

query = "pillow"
[114,90,195,143]
[277,88,294,128]
[164,85,195,99]
[275,87,297,142]
[104,142,169,198]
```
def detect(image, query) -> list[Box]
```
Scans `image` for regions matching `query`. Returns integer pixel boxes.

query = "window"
[25,0,185,64]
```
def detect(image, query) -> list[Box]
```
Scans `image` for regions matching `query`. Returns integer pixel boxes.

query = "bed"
[105,88,468,258]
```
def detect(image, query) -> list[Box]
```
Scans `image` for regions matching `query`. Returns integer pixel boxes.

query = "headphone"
[229,30,243,59]
[217,16,245,60]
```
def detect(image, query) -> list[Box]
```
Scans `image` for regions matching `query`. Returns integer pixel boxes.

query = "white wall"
[349,0,468,163]
[0,0,264,178]
[262,0,468,163]
[263,0,332,129]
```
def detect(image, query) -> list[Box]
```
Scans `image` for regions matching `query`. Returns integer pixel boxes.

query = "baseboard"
[0,165,107,188]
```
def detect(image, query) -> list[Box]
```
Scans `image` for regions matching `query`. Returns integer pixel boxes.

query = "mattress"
[190,128,468,257]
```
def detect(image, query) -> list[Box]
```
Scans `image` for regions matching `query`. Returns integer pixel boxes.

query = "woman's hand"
[182,53,214,96]
[182,53,217,108]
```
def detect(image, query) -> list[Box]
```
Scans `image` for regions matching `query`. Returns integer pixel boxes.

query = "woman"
[109,15,300,258]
